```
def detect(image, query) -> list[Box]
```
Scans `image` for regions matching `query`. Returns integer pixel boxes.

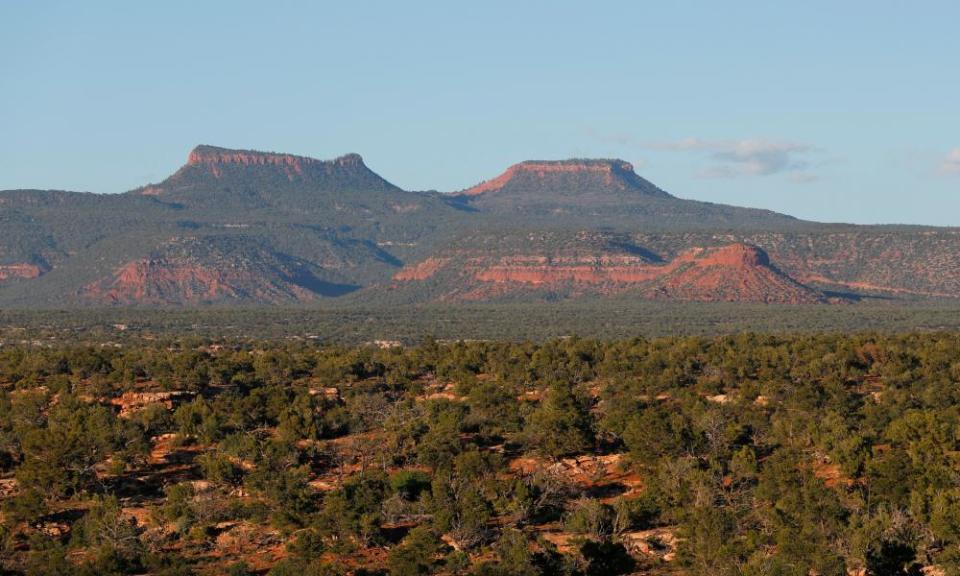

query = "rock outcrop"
[139,145,397,193]
[641,243,825,303]
[392,257,450,281]
[0,263,45,281]
[460,159,670,198]
[187,145,364,173]
[80,237,358,305]
[399,242,828,304]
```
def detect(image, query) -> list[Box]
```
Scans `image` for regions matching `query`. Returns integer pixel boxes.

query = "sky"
[1,1,959,226]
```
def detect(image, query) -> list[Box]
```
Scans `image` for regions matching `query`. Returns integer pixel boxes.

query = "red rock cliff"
[461,159,665,196]
[0,263,44,281]
[187,145,363,173]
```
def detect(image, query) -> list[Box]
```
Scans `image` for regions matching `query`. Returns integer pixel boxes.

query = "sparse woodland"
[1,334,960,574]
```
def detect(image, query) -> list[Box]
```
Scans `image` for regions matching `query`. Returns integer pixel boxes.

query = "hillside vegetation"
[1,335,960,574]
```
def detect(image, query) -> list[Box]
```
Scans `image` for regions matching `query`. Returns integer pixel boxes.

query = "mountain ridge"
[1,144,959,307]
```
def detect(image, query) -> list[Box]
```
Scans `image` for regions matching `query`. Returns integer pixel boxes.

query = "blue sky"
[2,1,958,225]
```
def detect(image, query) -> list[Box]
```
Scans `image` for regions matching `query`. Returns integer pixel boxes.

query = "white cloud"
[941,148,960,175]
[649,138,818,182]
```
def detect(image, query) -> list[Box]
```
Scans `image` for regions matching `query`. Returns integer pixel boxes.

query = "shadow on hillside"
[288,269,361,297]
[821,290,899,303]
[606,240,665,263]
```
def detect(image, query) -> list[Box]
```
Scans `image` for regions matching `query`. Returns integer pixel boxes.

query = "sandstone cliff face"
[186,145,364,174]
[474,255,663,285]
[396,243,827,304]
[82,259,317,305]
[459,159,670,200]
[0,263,44,281]
[138,145,396,195]
[79,237,358,305]
[642,244,824,303]
[392,257,450,281]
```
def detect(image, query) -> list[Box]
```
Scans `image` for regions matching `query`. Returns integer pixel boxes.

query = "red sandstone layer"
[393,257,450,281]
[0,263,44,281]
[462,160,637,196]
[464,243,823,303]
[83,259,315,305]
